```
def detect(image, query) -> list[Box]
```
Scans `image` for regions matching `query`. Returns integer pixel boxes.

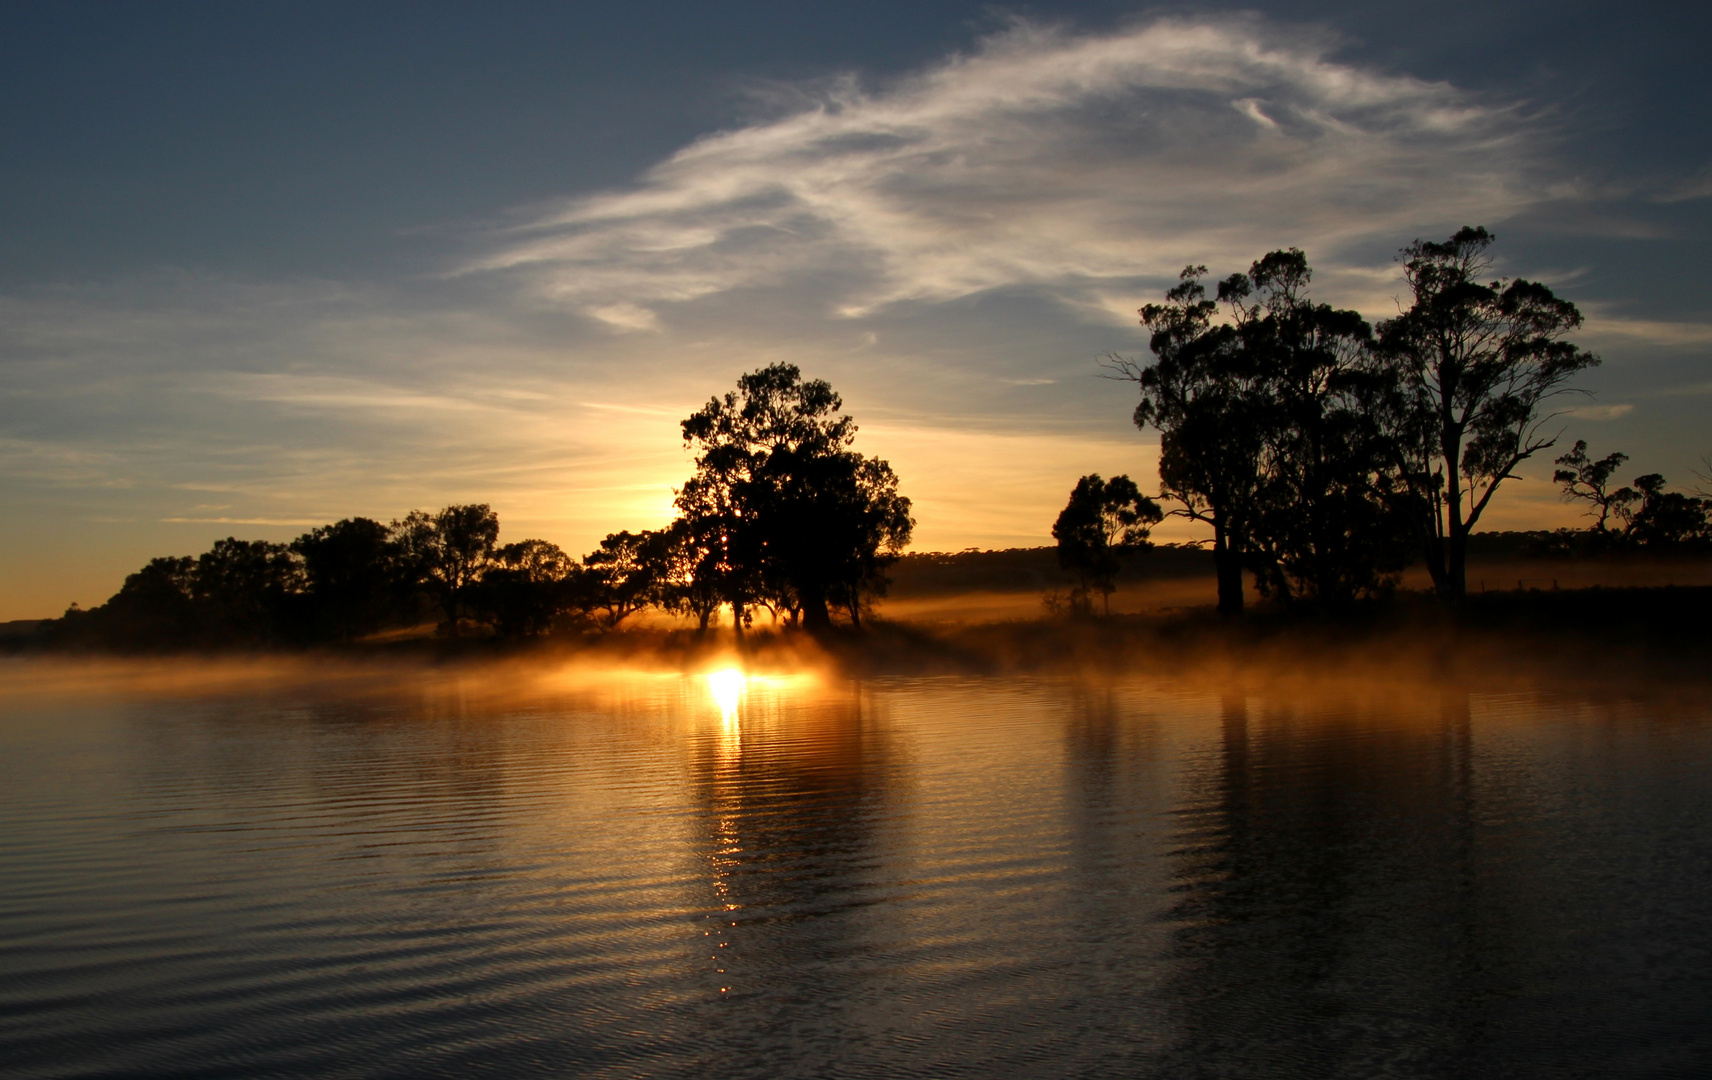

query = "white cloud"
[474,17,1549,320]
[587,303,662,332]
[1562,404,1634,421]
[1578,310,1712,347]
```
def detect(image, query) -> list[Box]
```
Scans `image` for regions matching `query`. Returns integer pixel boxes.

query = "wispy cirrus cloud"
[1578,309,1712,348]
[1562,404,1635,421]
[473,17,1552,322]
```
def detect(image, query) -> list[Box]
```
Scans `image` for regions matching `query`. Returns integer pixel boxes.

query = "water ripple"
[1,672,1709,1077]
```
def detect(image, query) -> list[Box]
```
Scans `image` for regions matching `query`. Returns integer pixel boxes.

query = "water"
[2,662,1709,1078]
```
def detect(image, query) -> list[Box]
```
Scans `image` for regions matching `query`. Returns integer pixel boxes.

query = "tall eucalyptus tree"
[1376,227,1598,600]
[1112,266,1265,615]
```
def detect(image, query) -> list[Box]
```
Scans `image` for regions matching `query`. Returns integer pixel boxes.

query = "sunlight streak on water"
[706,666,746,722]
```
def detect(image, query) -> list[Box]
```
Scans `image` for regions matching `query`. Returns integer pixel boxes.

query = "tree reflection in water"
[3,668,1709,1079]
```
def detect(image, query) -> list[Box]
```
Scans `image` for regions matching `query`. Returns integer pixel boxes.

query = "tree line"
[38,229,1709,647]
[1079,226,1709,615]
[1551,441,1712,551]
[46,364,914,650]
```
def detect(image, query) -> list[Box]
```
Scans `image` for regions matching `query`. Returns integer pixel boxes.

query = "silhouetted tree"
[192,537,303,644]
[291,517,401,640]
[1052,474,1162,615]
[92,556,200,647]
[678,363,913,633]
[582,529,671,631]
[654,517,726,632]
[1375,227,1598,601]
[672,464,756,630]
[392,504,500,638]
[1554,440,1636,540]
[477,538,576,637]
[1224,250,1406,607]
[1557,446,1712,549]
[58,538,304,650]
[1628,475,1711,548]
[822,455,913,629]
[1111,266,1264,615]
[1116,252,1403,612]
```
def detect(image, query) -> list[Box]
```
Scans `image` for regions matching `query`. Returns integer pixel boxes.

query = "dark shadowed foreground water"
[2,661,1709,1079]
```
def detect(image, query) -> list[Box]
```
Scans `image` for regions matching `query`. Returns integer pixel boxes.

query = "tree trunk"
[1446,516,1468,602]
[799,586,832,634]
[1420,522,1447,595]
[1443,457,1468,602]
[1212,522,1244,616]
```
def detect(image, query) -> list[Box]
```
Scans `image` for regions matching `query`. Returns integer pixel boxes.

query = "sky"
[2,0,1709,619]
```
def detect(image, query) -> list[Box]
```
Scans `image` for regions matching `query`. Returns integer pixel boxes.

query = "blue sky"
[2,1,1709,618]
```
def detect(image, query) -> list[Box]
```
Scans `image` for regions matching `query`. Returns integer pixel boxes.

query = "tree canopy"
[1556,441,1710,550]
[1375,226,1599,599]
[392,504,501,638]
[31,225,1652,652]
[1117,229,1598,609]
[1052,473,1162,615]
[678,363,913,631]
[1114,264,1262,614]
[1114,248,1406,611]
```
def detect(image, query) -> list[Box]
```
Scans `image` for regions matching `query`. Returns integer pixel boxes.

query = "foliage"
[58,556,202,648]
[581,530,673,631]
[1109,265,1262,615]
[1628,476,1710,548]
[651,518,727,632]
[1224,250,1408,607]
[1553,440,1634,536]
[1374,226,1599,600]
[1627,478,1701,546]
[1052,474,1161,615]
[192,538,304,642]
[47,543,303,650]
[476,538,578,637]
[1117,229,1601,609]
[39,364,917,650]
[677,363,913,632]
[392,504,500,637]
[1114,248,1409,611]
[1557,444,1712,550]
[291,517,402,640]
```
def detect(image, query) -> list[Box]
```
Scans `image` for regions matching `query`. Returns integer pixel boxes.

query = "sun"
[706,667,746,720]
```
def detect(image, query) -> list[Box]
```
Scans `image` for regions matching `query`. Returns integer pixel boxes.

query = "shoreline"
[4,585,1708,700]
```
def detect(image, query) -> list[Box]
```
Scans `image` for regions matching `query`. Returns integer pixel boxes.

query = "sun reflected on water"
[706,667,746,721]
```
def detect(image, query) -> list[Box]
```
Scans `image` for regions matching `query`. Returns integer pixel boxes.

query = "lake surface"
[2,661,1709,1079]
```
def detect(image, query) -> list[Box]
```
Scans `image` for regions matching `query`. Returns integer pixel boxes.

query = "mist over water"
[2,664,1709,1078]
